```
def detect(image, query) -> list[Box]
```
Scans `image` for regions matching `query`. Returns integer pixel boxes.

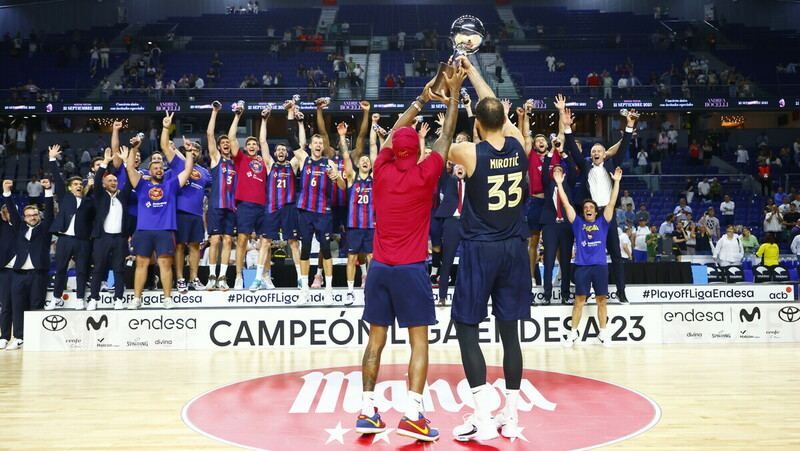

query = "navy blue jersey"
[461,137,529,241]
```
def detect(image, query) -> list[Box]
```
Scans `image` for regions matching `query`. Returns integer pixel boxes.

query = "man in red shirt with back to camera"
[354,68,467,443]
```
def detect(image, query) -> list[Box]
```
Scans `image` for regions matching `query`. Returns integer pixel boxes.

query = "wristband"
[411,102,421,111]
[564,127,572,134]
[625,126,634,133]
[415,96,425,104]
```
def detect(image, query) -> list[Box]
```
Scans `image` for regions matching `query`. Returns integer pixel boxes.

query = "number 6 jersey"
[461,137,529,241]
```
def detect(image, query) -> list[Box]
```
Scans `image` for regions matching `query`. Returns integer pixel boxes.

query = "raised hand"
[103,147,113,164]
[2,180,12,193]
[129,135,142,147]
[48,144,61,160]
[212,100,222,112]
[336,121,348,136]
[610,166,623,181]
[554,93,566,111]
[40,178,51,190]
[295,111,304,121]
[561,107,574,128]
[462,92,471,105]
[435,112,445,127]
[182,135,193,150]
[113,121,123,131]
[418,122,430,138]
[261,106,272,118]
[360,100,370,110]
[315,97,330,108]
[284,99,294,110]
[501,98,512,116]
[455,55,473,71]
[626,108,639,128]
[162,111,174,127]
[516,106,525,116]
[553,167,565,185]
[371,113,380,123]
[119,145,130,161]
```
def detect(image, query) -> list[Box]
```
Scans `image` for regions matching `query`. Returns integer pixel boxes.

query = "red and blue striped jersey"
[297,157,332,213]
[330,153,347,207]
[267,162,296,213]
[209,156,237,210]
[346,173,374,229]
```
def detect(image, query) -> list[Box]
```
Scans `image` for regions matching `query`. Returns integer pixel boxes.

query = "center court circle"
[182,363,661,450]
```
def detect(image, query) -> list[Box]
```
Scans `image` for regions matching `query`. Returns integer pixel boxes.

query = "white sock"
[360,263,367,275]
[405,391,423,420]
[256,264,264,281]
[347,280,354,291]
[472,384,492,422]
[361,391,375,416]
[504,389,519,418]
[325,276,333,289]
[431,267,439,276]
[316,266,323,276]
[209,266,217,277]
[220,264,228,278]
[531,277,536,286]
[300,276,308,289]
[295,264,301,278]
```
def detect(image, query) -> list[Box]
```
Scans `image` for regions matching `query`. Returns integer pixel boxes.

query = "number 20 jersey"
[461,137,529,241]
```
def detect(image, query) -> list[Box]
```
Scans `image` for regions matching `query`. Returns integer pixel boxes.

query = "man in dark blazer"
[2,177,54,350]
[540,139,576,305]
[86,148,131,310]
[564,102,638,304]
[47,144,95,310]
[0,197,18,349]
[433,163,466,306]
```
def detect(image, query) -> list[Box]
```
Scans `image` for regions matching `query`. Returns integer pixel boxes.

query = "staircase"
[318,8,337,36]
[496,5,524,40]
[364,53,381,99]
[476,53,518,98]
[337,53,368,100]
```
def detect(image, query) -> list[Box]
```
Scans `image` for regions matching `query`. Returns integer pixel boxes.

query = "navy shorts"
[574,264,609,297]
[298,209,332,243]
[430,216,444,247]
[331,206,347,234]
[363,260,436,328]
[262,204,299,240]
[131,230,176,257]
[452,238,532,324]
[175,211,205,244]
[346,227,374,254]
[207,207,236,236]
[236,201,264,235]
[525,196,545,232]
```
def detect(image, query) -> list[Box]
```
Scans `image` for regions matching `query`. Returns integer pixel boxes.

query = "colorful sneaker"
[345,292,355,306]
[191,278,206,291]
[355,410,386,434]
[397,414,439,442]
[492,411,520,438]
[452,413,499,442]
[217,276,230,291]
[562,329,579,348]
[430,274,439,289]
[311,274,323,288]
[207,275,218,291]
[249,279,261,293]
[177,278,188,294]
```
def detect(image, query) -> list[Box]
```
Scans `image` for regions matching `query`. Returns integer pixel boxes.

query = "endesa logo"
[664,309,725,322]
[182,364,661,450]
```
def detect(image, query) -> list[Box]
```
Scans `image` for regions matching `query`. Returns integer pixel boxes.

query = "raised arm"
[553,168,577,223]
[94,148,113,198]
[605,109,638,166]
[259,107,274,167]
[2,180,18,227]
[604,167,623,222]
[47,144,66,199]
[125,142,142,188]
[516,104,531,152]
[207,101,222,167]
[315,98,335,159]
[177,151,195,188]
[353,100,371,161]
[428,66,467,163]
[40,178,54,229]
[456,55,493,100]
[337,121,355,181]
[229,103,244,156]
[160,111,177,162]
[369,113,380,161]
[111,121,123,169]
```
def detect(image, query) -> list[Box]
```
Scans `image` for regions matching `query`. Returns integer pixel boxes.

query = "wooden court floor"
[0,343,798,450]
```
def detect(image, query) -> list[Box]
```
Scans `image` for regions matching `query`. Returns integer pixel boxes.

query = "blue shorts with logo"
[131,230,175,258]
[262,204,299,240]
[363,260,436,328]
[236,201,264,235]
[452,238,532,325]
[525,196,545,232]
[207,207,236,236]
[298,209,332,243]
[346,227,374,254]
[175,211,205,244]
[574,264,609,297]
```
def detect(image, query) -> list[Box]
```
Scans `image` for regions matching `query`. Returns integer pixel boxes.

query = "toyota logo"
[779,306,800,323]
[42,315,67,331]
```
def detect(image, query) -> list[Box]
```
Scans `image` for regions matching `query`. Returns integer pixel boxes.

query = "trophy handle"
[431,63,455,99]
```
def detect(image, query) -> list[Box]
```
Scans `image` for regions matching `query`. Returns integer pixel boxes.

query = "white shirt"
[736,148,749,163]
[27,181,43,197]
[195,78,205,89]
[634,226,649,251]
[453,179,465,218]
[619,233,632,259]
[673,204,692,220]
[713,234,743,264]
[620,196,634,209]
[588,164,613,207]
[64,196,82,237]
[697,181,710,195]
[720,201,735,216]
[570,76,579,86]
[545,56,555,67]
[103,190,123,234]
[764,211,783,232]
[667,129,678,144]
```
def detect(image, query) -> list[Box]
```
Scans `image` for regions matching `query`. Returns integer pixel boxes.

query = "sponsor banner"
[533,284,794,303]
[661,303,800,344]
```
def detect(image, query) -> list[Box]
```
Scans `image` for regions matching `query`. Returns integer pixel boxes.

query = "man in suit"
[2,177,54,350]
[566,105,638,304]
[86,148,131,310]
[433,163,466,306]
[0,197,19,349]
[47,144,95,310]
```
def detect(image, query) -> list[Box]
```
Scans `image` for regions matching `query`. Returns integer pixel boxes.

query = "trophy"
[430,15,485,98]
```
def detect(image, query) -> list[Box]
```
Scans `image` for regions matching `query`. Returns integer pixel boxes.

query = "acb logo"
[148,187,164,200]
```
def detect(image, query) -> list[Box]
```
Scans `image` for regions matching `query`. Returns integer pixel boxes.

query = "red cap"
[392,126,419,170]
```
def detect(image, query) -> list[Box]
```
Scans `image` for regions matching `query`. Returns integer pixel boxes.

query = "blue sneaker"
[355,410,386,434]
[397,414,439,441]
[249,279,261,293]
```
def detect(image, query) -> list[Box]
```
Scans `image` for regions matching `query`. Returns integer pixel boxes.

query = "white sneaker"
[234,276,244,290]
[492,412,520,438]
[113,299,124,310]
[296,286,309,306]
[310,274,323,288]
[127,298,142,310]
[74,299,86,310]
[44,298,63,311]
[598,329,613,348]
[100,281,109,292]
[562,329,579,348]
[453,413,499,442]
[6,339,23,350]
[217,276,230,291]
[261,278,276,289]
[0,339,7,349]
[345,291,355,306]
[86,299,97,311]
[323,288,335,305]
[163,297,175,309]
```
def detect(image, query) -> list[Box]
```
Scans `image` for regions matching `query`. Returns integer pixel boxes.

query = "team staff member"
[356,70,462,442]
[86,148,131,310]
[446,56,530,442]
[433,163,466,307]
[229,101,269,290]
[555,165,623,349]
[110,126,147,238]
[126,125,194,310]
[2,178,54,350]
[335,100,373,305]
[160,112,212,293]
[205,101,237,291]
[47,144,95,311]
[0,199,15,348]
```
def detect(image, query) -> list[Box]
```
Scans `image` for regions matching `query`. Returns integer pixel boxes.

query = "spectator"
[702,140,714,167]
[619,226,633,261]
[713,225,743,266]
[635,203,651,223]
[624,204,636,228]
[570,74,580,93]
[670,222,688,261]
[763,205,784,242]
[700,207,720,242]
[646,226,660,262]
[685,221,697,255]
[667,125,678,154]
[659,214,675,236]
[649,142,662,175]
[778,195,792,213]
[26,175,43,205]
[773,186,786,206]
[755,131,769,148]
[545,53,555,72]
[740,227,759,263]
[720,194,735,229]
[688,139,701,165]
[619,190,634,209]
[586,71,601,98]
[635,146,648,175]
[694,224,713,255]
[709,177,722,202]
[781,203,800,239]
[633,219,649,262]
[682,176,695,203]
[756,232,779,266]
[673,198,692,221]
[397,30,405,50]
[602,70,614,99]
[735,145,749,173]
